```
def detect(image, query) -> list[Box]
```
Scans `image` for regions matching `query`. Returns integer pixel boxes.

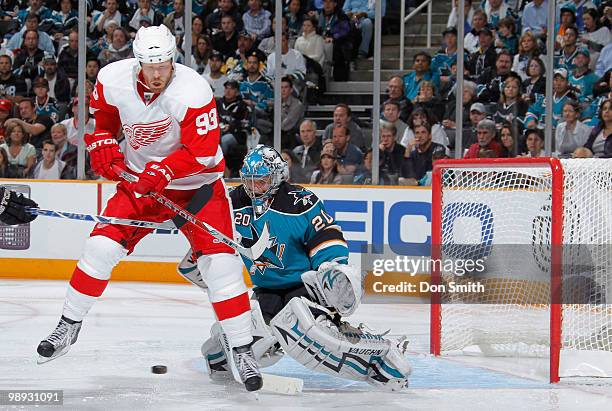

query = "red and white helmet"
[133,25,176,64]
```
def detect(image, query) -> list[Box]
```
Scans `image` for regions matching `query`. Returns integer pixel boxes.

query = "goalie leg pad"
[177,248,207,290]
[270,297,411,390]
[201,298,282,378]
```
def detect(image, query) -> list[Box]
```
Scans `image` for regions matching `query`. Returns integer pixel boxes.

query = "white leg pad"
[197,253,246,303]
[76,235,128,281]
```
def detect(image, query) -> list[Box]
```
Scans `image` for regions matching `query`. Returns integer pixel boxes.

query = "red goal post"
[429,157,612,383]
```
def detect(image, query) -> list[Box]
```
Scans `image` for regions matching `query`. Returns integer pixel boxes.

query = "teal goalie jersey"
[230,182,349,289]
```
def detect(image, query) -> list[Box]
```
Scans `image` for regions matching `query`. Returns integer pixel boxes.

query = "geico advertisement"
[1,181,434,263]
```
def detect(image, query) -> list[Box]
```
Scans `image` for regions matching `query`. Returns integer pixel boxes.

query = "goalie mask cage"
[430,158,612,383]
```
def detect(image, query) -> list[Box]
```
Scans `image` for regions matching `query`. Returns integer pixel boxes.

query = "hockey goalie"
[179,145,412,391]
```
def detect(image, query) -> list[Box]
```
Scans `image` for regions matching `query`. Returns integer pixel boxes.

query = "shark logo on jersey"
[240,222,285,276]
[288,189,314,207]
[123,116,173,150]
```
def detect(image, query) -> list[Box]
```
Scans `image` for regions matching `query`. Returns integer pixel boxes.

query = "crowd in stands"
[0,0,611,186]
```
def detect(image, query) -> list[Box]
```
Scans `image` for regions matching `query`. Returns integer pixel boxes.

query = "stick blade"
[261,373,303,395]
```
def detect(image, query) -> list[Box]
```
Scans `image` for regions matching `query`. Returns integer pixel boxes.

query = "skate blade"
[37,347,70,364]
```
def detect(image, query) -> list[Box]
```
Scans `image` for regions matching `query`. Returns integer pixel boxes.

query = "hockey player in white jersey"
[36,25,262,391]
[179,145,412,391]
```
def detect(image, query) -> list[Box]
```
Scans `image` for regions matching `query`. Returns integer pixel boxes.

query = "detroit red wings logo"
[123,116,173,150]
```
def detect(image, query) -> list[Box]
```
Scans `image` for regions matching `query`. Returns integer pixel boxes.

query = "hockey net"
[430,158,612,382]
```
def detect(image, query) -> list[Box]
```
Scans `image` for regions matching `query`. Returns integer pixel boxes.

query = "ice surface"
[1,280,610,410]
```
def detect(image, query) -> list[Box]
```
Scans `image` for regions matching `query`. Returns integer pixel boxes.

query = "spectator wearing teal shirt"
[402,52,440,102]
[569,48,599,102]
[525,68,579,128]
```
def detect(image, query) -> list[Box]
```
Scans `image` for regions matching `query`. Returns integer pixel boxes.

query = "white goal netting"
[435,159,612,378]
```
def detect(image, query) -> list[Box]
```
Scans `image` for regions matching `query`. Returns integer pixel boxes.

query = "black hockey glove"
[0,186,38,225]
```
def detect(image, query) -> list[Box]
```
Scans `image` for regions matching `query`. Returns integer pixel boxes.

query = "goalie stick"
[113,166,270,261]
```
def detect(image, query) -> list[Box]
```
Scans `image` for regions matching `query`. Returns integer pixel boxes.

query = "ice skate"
[232,344,263,392]
[37,316,82,364]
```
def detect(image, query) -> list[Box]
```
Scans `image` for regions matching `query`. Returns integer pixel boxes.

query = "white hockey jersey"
[90,58,224,189]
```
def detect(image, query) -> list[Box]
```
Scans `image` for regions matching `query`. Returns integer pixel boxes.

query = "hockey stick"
[26,207,178,230]
[113,166,269,261]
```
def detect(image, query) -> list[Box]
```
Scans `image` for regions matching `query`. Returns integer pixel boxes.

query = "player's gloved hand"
[0,186,38,225]
[85,131,127,181]
[131,161,174,197]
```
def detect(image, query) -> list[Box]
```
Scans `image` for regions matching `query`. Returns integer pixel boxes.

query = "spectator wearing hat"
[212,13,239,60]
[41,53,71,105]
[280,76,305,149]
[464,10,488,54]
[432,27,461,82]
[206,0,244,36]
[525,68,579,129]
[555,4,577,50]
[0,55,28,102]
[399,121,446,186]
[128,0,164,32]
[555,26,580,72]
[569,48,599,103]
[60,97,95,146]
[217,79,249,175]
[519,128,546,157]
[0,99,13,143]
[225,30,266,81]
[243,0,272,42]
[464,119,504,158]
[558,0,596,33]
[13,29,46,82]
[7,13,56,56]
[452,101,489,153]
[202,51,228,99]
[32,77,59,122]
[467,26,497,79]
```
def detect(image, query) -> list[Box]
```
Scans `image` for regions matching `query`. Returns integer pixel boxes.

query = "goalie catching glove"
[0,186,38,225]
[84,131,127,181]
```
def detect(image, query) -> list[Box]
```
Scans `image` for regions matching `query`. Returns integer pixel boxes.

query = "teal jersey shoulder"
[231,182,349,289]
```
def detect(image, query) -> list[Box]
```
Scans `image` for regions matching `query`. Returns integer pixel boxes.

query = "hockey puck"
[151,365,167,374]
